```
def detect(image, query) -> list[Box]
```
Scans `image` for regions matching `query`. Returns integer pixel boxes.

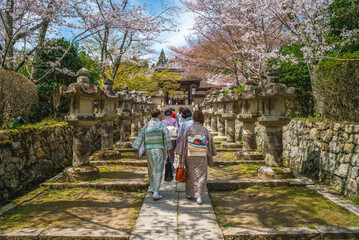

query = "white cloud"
[151,11,195,56]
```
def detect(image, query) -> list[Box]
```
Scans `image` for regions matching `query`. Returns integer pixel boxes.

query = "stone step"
[41,181,149,191]
[91,160,147,166]
[235,151,265,160]
[213,160,265,166]
[223,226,359,240]
[206,178,314,190]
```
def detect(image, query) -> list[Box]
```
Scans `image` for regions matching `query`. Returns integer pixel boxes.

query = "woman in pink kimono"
[175,110,217,204]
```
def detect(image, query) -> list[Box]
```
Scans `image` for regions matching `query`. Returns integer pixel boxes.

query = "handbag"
[175,158,187,183]
[164,158,174,182]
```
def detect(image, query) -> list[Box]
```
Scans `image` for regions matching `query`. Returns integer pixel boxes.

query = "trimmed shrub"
[0,70,38,125]
[314,52,359,122]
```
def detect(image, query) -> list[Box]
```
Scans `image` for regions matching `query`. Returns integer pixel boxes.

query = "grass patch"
[210,186,359,229]
[0,188,145,232]
[49,165,148,183]
[0,118,66,131]
[208,164,260,180]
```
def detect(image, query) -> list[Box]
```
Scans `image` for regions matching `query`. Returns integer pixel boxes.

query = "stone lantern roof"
[60,68,102,97]
[256,68,296,98]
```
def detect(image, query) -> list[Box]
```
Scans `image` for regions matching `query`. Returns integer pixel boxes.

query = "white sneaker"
[196,198,202,204]
[153,192,163,201]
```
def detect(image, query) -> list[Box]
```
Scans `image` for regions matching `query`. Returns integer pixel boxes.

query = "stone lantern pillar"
[235,84,264,160]
[257,68,295,178]
[202,97,211,129]
[209,93,218,136]
[214,91,226,142]
[129,92,139,142]
[221,90,242,149]
[59,68,101,181]
[114,86,132,149]
[92,77,122,160]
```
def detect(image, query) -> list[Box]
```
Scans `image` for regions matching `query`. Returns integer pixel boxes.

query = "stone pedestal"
[210,116,218,136]
[265,126,284,167]
[65,125,100,181]
[221,118,241,148]
[242,120,256,151]
[235,151,264,160]
[130,117,138,141]
[214,116,226,141]
[257,166,293,179]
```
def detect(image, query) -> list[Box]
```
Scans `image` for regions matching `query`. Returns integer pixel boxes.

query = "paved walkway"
[130,180,224,240]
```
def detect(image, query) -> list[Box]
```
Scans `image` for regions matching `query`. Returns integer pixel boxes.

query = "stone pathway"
[130,180,224,240]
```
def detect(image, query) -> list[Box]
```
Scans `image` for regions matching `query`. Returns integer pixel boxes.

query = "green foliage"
[234,84,247,94]
[79,50,102,85]
[270,45,314,117]
[31,39,84,122]
[314,51,359,122]
[327,0,359,54]
[112,58,181,96]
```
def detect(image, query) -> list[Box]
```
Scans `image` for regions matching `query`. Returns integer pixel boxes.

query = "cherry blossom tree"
[174,0,288,86]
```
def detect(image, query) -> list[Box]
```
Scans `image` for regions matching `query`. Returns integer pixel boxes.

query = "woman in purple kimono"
[162,109,179,168]
[175,110,217,204]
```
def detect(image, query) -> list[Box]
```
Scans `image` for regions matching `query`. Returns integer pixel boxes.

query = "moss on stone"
[0,188,145,231]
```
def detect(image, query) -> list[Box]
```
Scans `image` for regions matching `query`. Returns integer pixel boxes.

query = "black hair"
[182,108,192,119]
[164,109,172,116]
[151,108,161,118]
[179,107,184,113]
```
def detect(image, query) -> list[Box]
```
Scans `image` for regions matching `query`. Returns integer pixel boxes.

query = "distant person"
[162,109,179,168]
[177,108,194,143]
[132,108,172,201]
[175,110,217,204]
[170,107,176,119]
[177,107,184,124]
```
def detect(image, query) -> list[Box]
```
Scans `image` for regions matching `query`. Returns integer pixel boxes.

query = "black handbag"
[164,158,174,182]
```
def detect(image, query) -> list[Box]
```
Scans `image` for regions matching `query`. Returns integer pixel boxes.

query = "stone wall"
[254,120,359,198]
[0,121,121,205]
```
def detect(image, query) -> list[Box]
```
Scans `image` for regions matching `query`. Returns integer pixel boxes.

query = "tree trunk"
[31,20,50,81]
[4,0,14,70]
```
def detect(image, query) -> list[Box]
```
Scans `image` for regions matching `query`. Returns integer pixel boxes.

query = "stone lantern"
[202,96,211,129]
[236,83,264,160]
[214,90,226,142]
[257,68,295,178]
[221,90,242,149]
[115,85,132,149]
[92,76,121,160]
[129,91,139,142]
[59,68,101,181]
[209,92,218,136]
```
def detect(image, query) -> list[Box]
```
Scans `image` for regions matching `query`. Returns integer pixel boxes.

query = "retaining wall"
[0,121,121,205]
[255,120,359,198]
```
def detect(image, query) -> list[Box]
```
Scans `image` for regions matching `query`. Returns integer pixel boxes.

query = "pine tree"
[156,49,168,67]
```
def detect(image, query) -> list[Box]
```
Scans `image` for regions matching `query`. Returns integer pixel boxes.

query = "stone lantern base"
[235,151,264,160]
[210,131,219,137]
[214,135,227,142]
[257,166,293,179]
[91,150,121,161]
[221,142,242,149]
[63,166,100,182]
[114,141,133,149]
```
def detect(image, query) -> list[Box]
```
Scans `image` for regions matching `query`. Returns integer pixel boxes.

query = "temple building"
[151,67,216,111]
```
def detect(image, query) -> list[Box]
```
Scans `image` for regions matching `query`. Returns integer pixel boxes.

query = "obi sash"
[188,134,208,156]
[145,127,164,149]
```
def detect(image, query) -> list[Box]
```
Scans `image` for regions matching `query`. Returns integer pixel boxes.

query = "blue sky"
[134,0,195,59]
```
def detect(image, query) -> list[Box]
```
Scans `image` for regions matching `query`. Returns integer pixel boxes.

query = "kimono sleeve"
[132,123,148,156]
[206,129,217,166]
[175,127,189,158]
[161,123,173,150]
